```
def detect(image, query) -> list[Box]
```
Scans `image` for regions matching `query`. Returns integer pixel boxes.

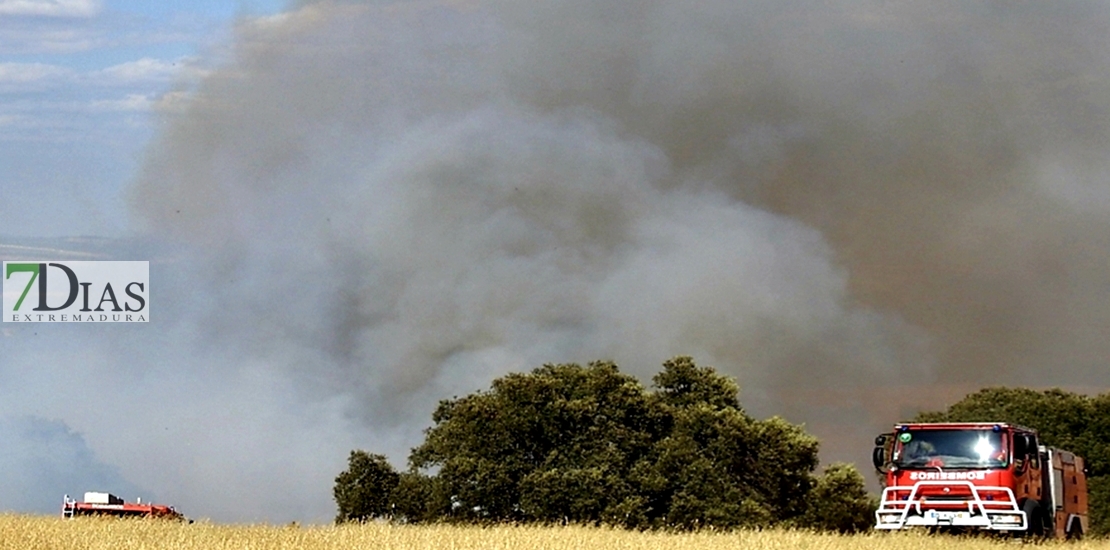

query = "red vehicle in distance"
[62,492,184,521]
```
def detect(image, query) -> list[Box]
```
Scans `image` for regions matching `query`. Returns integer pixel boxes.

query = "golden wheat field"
[1,515,1107,550]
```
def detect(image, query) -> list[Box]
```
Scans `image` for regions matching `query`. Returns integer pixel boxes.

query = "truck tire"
[1021,500,1045,539]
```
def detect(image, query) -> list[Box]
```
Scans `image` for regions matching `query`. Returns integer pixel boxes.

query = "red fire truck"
[872,422,1087,538]
[62,492,184,520]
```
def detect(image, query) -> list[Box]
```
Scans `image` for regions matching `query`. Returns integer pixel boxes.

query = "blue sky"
[0,0,288,238]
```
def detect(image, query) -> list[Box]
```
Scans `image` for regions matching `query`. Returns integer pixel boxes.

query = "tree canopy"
[333,451,399,523]
[334,357,874,531]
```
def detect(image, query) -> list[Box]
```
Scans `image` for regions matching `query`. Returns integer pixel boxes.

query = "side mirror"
[873,432,893,472]
[873,446,887,471]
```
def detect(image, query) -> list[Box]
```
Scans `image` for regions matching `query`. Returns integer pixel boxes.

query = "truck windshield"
[893,429,1006,469]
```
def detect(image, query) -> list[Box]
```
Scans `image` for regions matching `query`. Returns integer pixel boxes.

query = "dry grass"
[0,514,1105,550]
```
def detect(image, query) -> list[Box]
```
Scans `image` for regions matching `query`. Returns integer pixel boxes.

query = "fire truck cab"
[872,422,1087,538]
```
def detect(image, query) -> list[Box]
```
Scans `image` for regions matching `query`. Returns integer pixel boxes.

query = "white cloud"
[0,57,207,98]
[0,24,105,54]
[0,0,100,17]
[97,57,207,84]
[247,11,294,31]
[151,90,193,113]
[90,93,152,112]
[0,62,72,84]
[99,57,176,82]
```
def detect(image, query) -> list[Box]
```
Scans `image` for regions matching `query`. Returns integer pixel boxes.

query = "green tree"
[652,356,741,410]
[796,463,876,533]
[335,356,870,532]
[387,471,443,523]
[914,387,1091,456]
[409,361,660,523]
[636,358,820,529]
[333,451,400,523]
[638,404,767,529]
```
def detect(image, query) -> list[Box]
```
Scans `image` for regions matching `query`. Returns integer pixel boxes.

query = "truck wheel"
[1022,501,1045,539]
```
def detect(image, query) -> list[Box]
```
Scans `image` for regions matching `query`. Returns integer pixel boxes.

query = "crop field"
[1,515,1109,550]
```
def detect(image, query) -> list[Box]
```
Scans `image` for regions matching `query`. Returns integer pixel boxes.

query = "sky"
[0,0,286,238]
[3,0,1110,527]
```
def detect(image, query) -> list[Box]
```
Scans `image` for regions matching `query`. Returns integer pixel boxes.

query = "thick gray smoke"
[0,416,145,513]
[6,0,1110,523]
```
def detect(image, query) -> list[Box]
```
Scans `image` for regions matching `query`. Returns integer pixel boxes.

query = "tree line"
[334,357,873,532]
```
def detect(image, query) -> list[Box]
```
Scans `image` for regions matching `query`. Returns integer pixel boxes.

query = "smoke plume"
[5,0,1110,522]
